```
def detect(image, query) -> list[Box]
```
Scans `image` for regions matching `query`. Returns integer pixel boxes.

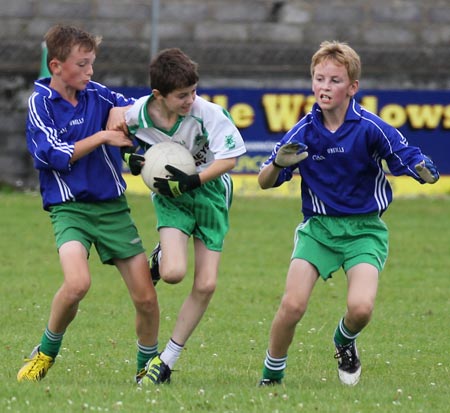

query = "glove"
[154,165,201,197]
[273,142,308,168]
[121,146,145,176]
[414,156,439,184]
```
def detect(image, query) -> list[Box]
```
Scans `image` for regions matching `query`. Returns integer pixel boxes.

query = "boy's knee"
[134,294,158,315]
[161,265,185,284]
[280,296,307,322]
[348,302,374,324]
[64,280,90,302]
[193,279,216,297]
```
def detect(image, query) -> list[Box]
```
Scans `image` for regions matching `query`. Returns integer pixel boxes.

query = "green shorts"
[49,195,145,265]
[292,213,389,280]
[152,174,233,251]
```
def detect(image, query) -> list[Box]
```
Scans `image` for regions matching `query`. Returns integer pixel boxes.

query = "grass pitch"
[1,190,449,413]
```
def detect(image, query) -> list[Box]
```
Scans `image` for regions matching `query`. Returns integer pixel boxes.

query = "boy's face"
[312,59,358,111]
[159,84,197,116]
[51,45,95,91]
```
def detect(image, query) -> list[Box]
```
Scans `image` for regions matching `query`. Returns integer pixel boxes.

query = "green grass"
[1,191,449,413]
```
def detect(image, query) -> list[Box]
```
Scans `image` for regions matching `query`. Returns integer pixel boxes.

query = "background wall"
[1,0,449,189]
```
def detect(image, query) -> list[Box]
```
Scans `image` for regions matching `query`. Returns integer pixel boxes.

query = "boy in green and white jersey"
[123,48,246,384]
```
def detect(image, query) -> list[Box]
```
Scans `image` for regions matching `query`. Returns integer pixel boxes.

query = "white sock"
[160,338,184,369]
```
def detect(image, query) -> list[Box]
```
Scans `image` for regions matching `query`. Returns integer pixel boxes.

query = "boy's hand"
[415,156,439,184]
[125,153,145,176]
[121,146,145,175]
[106,106,132,133]
[273,142,308,168]
[154,165,201,197]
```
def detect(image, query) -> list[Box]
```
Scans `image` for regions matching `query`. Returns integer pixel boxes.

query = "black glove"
[121,146,145,176]
[154,165,201,197]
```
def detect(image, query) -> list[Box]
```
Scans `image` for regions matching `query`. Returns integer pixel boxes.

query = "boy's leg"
[147,179,229,383]
[18,241,91,382]
[158,227,190,284]
[145,240,220,384]
[333,262,379,386]
[49,241,92,331]
[260,259,318,385]
[344,263,379,333]
[170,240,220,347]
[115,253,160,381]
[91,195,160,382]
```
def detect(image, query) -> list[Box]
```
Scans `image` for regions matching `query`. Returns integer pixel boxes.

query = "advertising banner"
[116,87,449,196]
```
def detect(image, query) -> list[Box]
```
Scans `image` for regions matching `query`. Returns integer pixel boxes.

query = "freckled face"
[55,46,95,91]
[312,60,358,111]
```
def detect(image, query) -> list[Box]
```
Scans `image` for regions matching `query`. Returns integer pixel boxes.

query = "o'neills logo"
[70,117,84,126]
[327,146,345,154]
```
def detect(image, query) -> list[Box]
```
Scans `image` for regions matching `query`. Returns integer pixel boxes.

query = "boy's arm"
[154,158,236,198]
[258,142,308,189]
[106,105,133,134]
[258,162,283,189]
[72,105,135,164]
[198,158,237,183]
[71,130,133,163]
[383,141,439,185]
[375,122,439,184]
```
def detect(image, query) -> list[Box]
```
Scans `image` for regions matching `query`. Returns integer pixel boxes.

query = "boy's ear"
[48,59,60,75]
[348,80,359,97]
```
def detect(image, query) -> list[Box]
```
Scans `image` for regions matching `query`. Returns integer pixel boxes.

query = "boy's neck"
[321,102,350,132]
[147,99,179,131]
[49,78,78,106]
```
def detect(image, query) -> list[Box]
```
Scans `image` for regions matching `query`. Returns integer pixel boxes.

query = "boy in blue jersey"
[258,41,439,387]
[122,48,246,384]
[17,24,160,384]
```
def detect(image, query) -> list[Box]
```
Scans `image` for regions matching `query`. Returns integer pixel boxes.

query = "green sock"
[136,341,158,372]
[262,350,286,380]
[40,327,64,358]
[262,366,285,381]
[334,318,360,346]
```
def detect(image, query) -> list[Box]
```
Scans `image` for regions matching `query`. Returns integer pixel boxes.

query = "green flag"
[39,41,51,78]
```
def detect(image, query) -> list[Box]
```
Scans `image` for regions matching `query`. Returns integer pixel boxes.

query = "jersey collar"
[34,78,88,102]
[138,93,185,136]
[313,97,362,123]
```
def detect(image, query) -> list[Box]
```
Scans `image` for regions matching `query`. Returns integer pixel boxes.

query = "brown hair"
[310,41,361,83]
[149,48,199,96]
[44,24,101,68]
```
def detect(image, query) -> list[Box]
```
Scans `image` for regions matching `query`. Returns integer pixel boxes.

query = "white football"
[141,141,196,193]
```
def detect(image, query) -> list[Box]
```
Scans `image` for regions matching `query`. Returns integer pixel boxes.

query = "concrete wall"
[1,0,449,189]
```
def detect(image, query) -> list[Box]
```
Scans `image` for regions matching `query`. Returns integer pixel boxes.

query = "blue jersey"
[26,78,134,210]
[261,99,430,219]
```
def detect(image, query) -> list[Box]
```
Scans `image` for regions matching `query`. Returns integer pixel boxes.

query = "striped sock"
[40,327,64,358]
[137,341,158,371]
[334,317,360,346]
[262,350,287,380]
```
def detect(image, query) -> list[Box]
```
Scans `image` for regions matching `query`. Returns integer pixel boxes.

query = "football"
[141,141,196,193]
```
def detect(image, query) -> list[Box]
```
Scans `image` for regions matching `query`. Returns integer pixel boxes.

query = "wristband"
[272,160,283,168]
